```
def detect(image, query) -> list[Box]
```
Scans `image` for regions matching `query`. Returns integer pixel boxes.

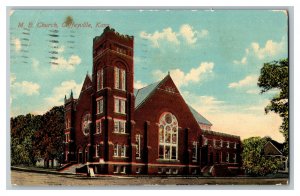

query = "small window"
[227,141,230,148]
[65,133,70,143]
[113,144,118,157]
[97,98,104,114]
[97,69,104,91]
[121,145,126,157]
[114,97,126,114]
[172,169,178,174]
[226,152,230,162]
[114,119,126,134]
[136,134,141,158]
[166,168,172,174]
[192,141,197,161]
[136,167,141,174]
[234,142,237,149]
[121,166,126,174]
[95,144,100,157]
[113,165,119,173]
[192,169,197,175]
[158,168,163,174]
[96,120,101,134]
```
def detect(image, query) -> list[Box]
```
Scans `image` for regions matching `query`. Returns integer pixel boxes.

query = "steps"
[58,163,86,174]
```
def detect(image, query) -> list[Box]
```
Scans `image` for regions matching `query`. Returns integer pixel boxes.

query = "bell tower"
[92,27,135,173]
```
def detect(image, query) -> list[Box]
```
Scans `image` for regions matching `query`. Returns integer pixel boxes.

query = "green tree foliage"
[242,137,282,176]
[10,106,64,167]
[34,106,65,165]
[258,58,288,154]
[10,114,42,165]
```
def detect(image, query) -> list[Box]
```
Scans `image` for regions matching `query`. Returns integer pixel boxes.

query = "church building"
[63,27,242,175]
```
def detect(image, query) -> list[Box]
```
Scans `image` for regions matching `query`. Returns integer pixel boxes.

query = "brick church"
[63,27,242,175]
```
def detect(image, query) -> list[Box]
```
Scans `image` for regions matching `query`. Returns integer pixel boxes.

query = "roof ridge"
[135,75,169,109]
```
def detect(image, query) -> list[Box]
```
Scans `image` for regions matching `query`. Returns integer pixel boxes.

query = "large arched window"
[158,112,178,160]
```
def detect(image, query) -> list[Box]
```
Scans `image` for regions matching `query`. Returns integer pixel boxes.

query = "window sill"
[113,132,129,135]
[113,156,129,159]
[156,159,180,163]
[114,88,126,92]
[94,133,101,135]
[114,112,127,115]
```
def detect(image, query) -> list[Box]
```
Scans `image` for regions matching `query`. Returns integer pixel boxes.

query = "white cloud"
[134,80,147,89]
[13,38,21,52]
[184,92,224,114]
[251,39,285,60]
[233,38,286,64]
[184,90,284,142]
[233,57,247,65]
[180,24,198,44]
[246,89,260,94]
[44,80,82,106]
[153,62,214,89]
[51,55,81,71]
[198,29,209,38]
[140,27,179,48]
[140,24,208,47]
[228,75,258,89]
[11,81,40,96]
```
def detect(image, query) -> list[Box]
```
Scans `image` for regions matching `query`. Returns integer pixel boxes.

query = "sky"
[9,9,288,142]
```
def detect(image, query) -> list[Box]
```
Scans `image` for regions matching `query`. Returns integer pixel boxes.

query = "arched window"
[97,69,103,91]
[114,66,126,91]
[158,112,178,160]
[82,113,91,136]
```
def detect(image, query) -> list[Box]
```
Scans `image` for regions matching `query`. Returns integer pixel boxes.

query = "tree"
[10,106,64,167]
[258,58,288,154]
[242,137,282,176]
[33,106,65,167]
[10,114,42,166]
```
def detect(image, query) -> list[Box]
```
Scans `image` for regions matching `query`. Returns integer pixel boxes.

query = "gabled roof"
[134,80,161,109]
[268,140,285,153]
[134,75,212,126]
[188,105,212,126]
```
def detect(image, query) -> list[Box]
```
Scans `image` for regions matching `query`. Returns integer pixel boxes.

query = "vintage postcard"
[9,9,289,186]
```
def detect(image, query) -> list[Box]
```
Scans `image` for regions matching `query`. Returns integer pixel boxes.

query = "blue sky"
[10,9,288,142]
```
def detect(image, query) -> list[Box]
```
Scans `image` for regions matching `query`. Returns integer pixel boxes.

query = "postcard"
[9,9,289,186]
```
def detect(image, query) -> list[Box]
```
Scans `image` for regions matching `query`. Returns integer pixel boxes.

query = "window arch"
[158,112,178,160]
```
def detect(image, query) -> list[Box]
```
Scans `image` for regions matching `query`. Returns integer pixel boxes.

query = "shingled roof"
[134,77,212,126]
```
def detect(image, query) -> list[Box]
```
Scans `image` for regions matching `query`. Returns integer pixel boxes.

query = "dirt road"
[10,170,288,187]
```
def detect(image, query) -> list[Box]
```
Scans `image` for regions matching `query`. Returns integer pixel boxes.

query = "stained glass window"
[158,112,178,160]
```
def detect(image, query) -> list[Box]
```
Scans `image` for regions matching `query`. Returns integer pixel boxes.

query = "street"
[10,170,288,187]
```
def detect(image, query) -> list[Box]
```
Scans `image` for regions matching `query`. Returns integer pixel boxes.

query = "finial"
[70,90,73,99]
[64,95,66,102]
[168,71,170,75]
